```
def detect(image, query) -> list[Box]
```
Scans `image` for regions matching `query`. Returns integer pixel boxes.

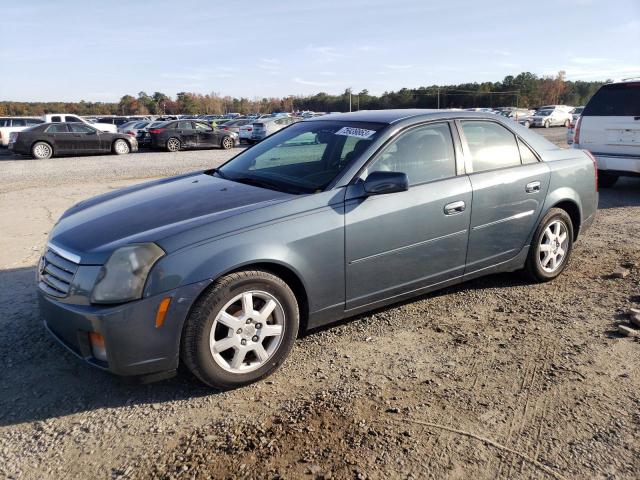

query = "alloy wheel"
[167,138,180,152]
[222,137,233,149]
[209,290,285,373]
[114,139,129,154]
[33,143,51,159]
[538,220,569,273]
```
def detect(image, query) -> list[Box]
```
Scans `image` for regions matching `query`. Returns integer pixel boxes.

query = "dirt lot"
[1,129,639,480]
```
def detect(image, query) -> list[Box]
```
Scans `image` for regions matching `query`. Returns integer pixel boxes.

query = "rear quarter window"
[583,83,640,116]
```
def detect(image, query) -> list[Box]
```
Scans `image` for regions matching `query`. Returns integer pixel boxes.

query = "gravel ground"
[1,128,639,480]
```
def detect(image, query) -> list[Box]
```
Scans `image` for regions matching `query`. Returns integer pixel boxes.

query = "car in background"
[43,114,117,133]
[570,106,585,122]
[529,108,573,128]
[135,121,166,147]
[148,120,238,151]
[573,79,640,187]
[250,116,299,143]
[96,117,132,127]
[0,117,44,146]
[118,121,151,137]
[37,109,597,388]
[9,122,137,159]
[217,119,253,136]
[239,123,254,143]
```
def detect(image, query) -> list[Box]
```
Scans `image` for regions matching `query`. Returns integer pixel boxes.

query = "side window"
[12,119,27,127]
[51,116,62,122]
[65,116,82,123]
[26,119,42,126]
[46,124,69,133]
[69,123,95,133]
[195,123,213,132]
[518,138,538,164]
[365,122,456,185]
[460,121,521,172]
[177,121,193,129]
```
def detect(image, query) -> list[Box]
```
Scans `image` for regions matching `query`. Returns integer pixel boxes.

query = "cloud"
[292,77,337,87]
[569,57,612,65]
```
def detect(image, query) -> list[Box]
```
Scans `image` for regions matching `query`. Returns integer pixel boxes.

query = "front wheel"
[181,270,299,389]
[523,120,530,128]
[564,119,571,128]
[112,139,130,155]
[221,136,234,150]
[524,208,573,282]
[544,120,550,128]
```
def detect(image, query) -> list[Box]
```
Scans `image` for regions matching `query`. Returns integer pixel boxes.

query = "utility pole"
[437,88,440,109]
[349,89,352,112]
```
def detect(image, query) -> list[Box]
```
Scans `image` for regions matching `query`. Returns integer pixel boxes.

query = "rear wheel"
[523,120,530,128]
[524,208,573,282]
[544,120,550,128]
[221,136,234,150]
[181,270,299,389]
[112,139,130,155]
[598,171,619,188]
[166,137,181,152]
[31,142,52,159]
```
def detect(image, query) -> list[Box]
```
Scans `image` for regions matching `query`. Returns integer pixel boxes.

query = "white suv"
[573,79,640,187]
[42,114,117,133]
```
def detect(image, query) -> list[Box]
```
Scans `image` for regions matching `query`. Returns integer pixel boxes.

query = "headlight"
[91,243,164,304]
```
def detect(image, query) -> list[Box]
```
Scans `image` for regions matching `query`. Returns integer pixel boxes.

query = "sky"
[1,0,639,102]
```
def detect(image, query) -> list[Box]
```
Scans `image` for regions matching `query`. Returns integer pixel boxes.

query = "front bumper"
[39,282,208,377]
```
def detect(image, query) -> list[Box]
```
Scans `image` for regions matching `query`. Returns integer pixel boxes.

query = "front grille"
[38,247,79,297]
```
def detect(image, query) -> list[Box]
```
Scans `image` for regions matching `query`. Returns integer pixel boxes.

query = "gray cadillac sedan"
[38,110,598,388]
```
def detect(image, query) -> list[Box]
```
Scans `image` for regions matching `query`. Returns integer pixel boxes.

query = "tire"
[564,119,570,128]
[181,269,299,389]
[598,171,619,188]
[112,139,130,155]
[31,141,53,159]
[544,120,550,128]
[524,208,574,282]
[166,137,181,152]
[221,136,234,150]
[524,121,530,128]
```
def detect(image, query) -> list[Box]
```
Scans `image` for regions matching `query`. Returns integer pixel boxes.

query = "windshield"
[573,107,584,114]
[216,120,386,194]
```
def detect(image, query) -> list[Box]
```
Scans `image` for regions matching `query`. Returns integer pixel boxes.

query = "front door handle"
[444,200,466,215]
[526,181,541,193]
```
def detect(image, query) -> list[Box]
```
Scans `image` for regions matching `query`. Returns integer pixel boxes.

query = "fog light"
[89,332,107,362]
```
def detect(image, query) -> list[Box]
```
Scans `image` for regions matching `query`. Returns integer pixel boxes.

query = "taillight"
[223,127,229,130]
[126,130,135,136]
[573,116,582,145]
[583,150,598,191]
[148,128,165,134]
[247,128,252,132]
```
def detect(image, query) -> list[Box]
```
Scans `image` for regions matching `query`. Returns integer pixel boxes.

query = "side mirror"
[363,171,409,195]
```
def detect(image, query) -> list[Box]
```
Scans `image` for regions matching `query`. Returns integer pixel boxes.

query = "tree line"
[0,71,606,117]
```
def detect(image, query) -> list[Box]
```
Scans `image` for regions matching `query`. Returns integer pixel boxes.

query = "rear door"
[175,121,197,147]
[45,123,74,153]
[578,82,640,158]
[458,120,550,274]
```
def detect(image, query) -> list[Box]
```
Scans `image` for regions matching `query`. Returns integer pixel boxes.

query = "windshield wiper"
[230,176,304,195]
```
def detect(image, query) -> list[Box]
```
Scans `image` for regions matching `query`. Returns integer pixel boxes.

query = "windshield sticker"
[335,127,376,139]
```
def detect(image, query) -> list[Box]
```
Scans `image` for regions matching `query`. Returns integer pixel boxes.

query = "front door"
[345,122,472,310]
[458,120,551,274]
[68,123,102,152]
[195,122,218,147]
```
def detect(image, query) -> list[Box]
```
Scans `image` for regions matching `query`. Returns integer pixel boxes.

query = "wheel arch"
[112,137,132,151]
[549,199,581,241]
[31,139,54,155]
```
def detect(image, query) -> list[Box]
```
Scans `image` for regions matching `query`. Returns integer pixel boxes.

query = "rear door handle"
[444,200,466,215]
[526,181,541,193]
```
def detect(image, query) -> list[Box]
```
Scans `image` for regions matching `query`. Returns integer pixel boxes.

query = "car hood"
[49,172,293,264]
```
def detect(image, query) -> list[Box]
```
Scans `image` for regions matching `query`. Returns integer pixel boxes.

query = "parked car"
[0,117,44,146]
[118,121,151,137]
[573,79,640,187]
[570,106,585,122]
[217,118,253,136]
[250,116,299,143]
[239,123,254,143]
[148,120,239,151]
[135,121,166,147]
[529,108,573,128]
[43,114,117,133]
[38,110,597,388]
[97,117,132,127]
[9,122,137,159]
